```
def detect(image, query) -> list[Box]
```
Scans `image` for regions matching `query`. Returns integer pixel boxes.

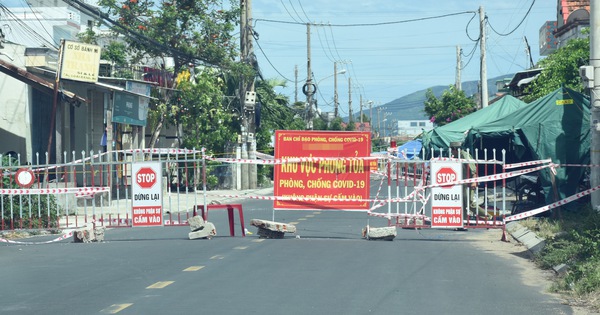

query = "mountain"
[359,74,514,122]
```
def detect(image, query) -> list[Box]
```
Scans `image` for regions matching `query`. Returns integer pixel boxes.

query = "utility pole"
[348,77,353,125]
[360,95,363,123]
[369,101,373,135]
[479,6,488,108]
[591,0,600,211]
[523,36,535,69]
[334,62,339,118]
[377,107,382,138]
[456,45,462,91]
[305,24,314,129]
[240,0,256,189]
[294,65,298,104]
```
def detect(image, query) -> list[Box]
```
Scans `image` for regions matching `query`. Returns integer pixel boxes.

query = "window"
[419,122,426,127]
[410,122,417,127]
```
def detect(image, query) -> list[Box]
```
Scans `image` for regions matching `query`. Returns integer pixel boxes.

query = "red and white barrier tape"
[207,155,383,165]
[0,230,74,245]
[0,187,109,195]
[504,184,600,222]
[504,159,552,169]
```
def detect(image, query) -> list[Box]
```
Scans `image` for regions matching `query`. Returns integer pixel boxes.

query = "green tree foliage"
[524,35,589,103]
[423,85,477,126]
[97,0,248,149]
[98,0,240,71]
[254,79,305,153]
[328,117,344,131]
[174,69,237,153]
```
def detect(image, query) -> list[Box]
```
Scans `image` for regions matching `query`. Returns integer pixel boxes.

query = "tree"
[97,0,249,148]
[423,85,477,126]
[254,78,305,153]
[173,68,237,153]
[523,34,589,103]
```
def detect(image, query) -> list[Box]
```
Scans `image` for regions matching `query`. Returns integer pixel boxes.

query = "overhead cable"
[254,11,476,28]
[487,0,535,37]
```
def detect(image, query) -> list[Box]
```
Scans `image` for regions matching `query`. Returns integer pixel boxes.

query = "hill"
[357,74,514,122]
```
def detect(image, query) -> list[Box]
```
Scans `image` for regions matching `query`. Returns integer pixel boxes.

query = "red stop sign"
[436,167,457,189]
[136,167,157,189]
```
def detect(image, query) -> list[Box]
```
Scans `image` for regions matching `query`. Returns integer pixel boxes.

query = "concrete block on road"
[362,226,397,241]
[188,215,207,232]
[73,224,105,243]
[188,222,216,240]
[250,219,296,239]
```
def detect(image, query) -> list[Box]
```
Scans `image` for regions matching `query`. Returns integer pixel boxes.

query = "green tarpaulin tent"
[422,94,526,153]
[463,87,590,205]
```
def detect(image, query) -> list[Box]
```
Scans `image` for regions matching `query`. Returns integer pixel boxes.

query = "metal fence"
[0,148,232,230]
[2,146,578,233]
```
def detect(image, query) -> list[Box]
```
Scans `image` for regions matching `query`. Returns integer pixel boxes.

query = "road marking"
[210,255,225,260]
[288,221,299,225]
[313,211,321,214]
[252,239,265,243]
[305,214,314,218]
[100,304,133,314]
[146,281,174,289]
[298,218,307,221]
[183,266,205,271]
[234,246,248,250]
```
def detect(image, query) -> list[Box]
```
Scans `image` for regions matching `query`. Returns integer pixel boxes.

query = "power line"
[254,11,476,28]
[62,0,222,69]
[279,0,301,24]
[253,34,293,82]
[487,0,535,37]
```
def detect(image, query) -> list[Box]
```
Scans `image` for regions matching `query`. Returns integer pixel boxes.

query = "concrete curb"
[505,221,546,254]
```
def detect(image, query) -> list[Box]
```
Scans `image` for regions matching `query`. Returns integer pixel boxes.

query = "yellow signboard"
[556,99,574,105]
[60,41,101,83]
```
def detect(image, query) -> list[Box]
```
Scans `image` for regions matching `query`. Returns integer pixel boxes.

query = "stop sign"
[436,167,457,189]
[136,167,157,189]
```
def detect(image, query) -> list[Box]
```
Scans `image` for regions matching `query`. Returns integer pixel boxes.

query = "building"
[0,2,167,166]
[396,119,433,139]
[539,21,558,56]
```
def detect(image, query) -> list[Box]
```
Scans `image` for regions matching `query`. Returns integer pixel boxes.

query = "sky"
[251,0,557,117]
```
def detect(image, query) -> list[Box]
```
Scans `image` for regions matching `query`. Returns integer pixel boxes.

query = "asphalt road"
[0,190,573,315]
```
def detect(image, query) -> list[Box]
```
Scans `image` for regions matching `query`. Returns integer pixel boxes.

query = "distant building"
[538,1,589,56]
[396,120,433,138]
[556,1,589,50]
[539,21,558,56]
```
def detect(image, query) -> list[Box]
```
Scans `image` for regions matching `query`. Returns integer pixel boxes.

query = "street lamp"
[309,68,346,126]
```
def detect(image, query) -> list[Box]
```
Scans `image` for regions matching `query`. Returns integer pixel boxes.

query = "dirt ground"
[466,228,599,315]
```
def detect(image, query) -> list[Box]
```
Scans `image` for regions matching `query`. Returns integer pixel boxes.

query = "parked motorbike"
[516,173,545,204]
[511,172,547,217]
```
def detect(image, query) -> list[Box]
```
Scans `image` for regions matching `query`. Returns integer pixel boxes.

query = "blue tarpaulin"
[396,139,423,160]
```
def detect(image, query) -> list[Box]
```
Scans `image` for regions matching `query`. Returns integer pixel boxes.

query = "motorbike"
[511,172,547,217]
[511,169,591,216]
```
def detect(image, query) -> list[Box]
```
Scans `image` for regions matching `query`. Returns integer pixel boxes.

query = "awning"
[93,81,158,100]
[517,74,539,87]
[0,58,87,103]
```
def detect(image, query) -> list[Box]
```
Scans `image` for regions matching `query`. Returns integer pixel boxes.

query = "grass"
[521,204,600,311]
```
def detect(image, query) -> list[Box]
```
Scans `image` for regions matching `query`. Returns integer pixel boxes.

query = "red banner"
[274,131,371,210]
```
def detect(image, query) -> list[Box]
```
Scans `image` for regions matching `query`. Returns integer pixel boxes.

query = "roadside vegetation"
[519,205,600,311]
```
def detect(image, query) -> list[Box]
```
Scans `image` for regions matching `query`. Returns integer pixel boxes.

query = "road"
[0,189,574,315]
